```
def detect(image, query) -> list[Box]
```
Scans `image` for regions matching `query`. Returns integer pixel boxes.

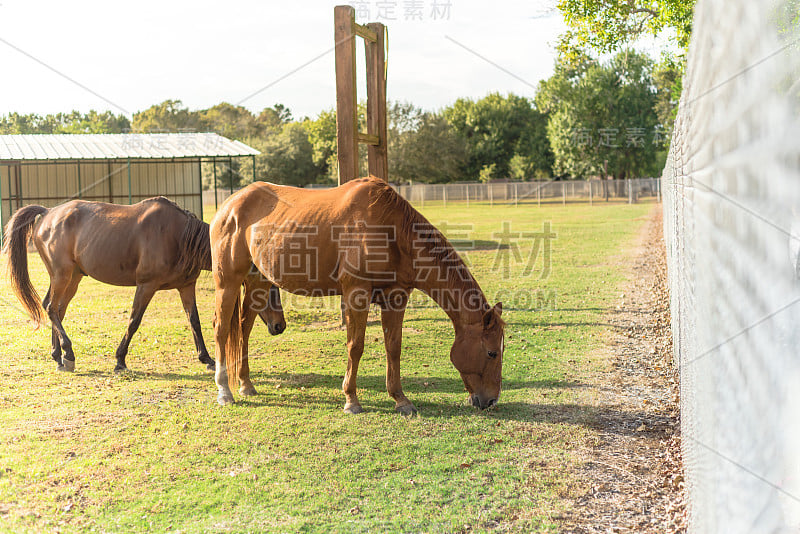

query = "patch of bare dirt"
[559,207,687,533]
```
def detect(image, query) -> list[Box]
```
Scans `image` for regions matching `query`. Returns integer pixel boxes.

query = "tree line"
[2,0,693,187]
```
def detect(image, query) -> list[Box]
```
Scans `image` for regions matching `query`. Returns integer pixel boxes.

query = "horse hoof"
[395,404,418,416]
[114,365,128,374]
[60,359,75,372]
[217,393,235,406]
[239,385,258,397]
[206,362,216,371]
[343,403,364,415]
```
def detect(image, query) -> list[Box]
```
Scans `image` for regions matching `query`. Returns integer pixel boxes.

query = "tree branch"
[630,7,660,18]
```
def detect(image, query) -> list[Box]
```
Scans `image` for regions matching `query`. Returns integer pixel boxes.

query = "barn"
[0,133,259,246]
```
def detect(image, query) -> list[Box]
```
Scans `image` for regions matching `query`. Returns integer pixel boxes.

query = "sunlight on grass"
[0,199,655,532]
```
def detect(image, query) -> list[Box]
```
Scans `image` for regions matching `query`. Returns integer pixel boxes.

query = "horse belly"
[73,232,142,287]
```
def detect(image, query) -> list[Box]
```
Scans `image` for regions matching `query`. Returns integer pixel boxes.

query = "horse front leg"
[341,287,370,414]
[380,292,415,415]
[114,284,157,372]
[177,283,215,371]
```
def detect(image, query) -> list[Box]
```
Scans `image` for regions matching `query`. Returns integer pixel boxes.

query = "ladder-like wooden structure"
[334,5,388,184]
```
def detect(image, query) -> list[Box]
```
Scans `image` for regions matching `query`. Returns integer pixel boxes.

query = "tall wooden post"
[365,21,388,181]
[334,6,359,184]
[334,5,388,185]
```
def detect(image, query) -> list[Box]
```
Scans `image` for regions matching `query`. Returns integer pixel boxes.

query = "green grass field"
[0,200,654,533]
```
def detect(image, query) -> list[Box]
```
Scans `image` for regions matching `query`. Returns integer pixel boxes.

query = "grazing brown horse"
[210,176,504,414]
[4,197,286,373]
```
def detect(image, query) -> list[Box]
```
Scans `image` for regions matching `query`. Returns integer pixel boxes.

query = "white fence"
[204,178,661,209]
[663,0,800,532]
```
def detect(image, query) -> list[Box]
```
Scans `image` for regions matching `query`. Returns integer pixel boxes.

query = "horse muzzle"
[269,322,286,335]
[470,395,498,410]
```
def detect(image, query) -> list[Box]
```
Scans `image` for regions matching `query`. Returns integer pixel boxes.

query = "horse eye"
[488,351,498,359]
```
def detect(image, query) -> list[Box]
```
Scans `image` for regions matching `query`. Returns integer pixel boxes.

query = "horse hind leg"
[42,287,62,366]
[114,284,157,372]
[177,283,215,371]
[45,270,81,372]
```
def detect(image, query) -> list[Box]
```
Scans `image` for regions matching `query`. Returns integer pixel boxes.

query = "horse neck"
[411,231,488,327]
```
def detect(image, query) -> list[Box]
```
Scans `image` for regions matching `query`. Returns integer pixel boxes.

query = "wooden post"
[589,180,593,206]
[514,183,518,206]
[562,183,566,205]
[442,184,447,207]
[466,184,470,207]
[335,5,359,184]
[365,22,388,181]
[537,184,541,207]
[335,6,388,185]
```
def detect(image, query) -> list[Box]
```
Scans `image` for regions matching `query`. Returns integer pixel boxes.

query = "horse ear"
[482,308,494,329]
[494,302,503,316]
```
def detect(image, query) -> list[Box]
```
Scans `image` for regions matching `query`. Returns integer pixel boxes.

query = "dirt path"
[559,206,687,533]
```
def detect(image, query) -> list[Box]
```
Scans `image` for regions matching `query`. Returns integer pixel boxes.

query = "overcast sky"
[0,0,566,119]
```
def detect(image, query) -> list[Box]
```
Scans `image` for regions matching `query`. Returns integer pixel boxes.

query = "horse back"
[220,179,413,293]
[36,198,192,287]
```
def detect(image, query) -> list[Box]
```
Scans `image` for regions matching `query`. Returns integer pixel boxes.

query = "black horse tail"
[177,215,212,278]
[3,205,48,327]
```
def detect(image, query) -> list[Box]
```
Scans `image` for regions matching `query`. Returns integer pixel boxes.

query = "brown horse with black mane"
[210,176,504,414]
[4,197,286,373]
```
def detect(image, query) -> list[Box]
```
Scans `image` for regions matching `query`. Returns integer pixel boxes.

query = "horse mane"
[176,210,212,278]
[366,177,485,298]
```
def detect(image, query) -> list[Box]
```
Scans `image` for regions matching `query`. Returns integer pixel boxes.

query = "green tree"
[255,122,319,186]
[557,0,695,54]
[302,109,338,184]
[389,108,468,184]
[653,57,682,137]
[55,110,130,133]
[0,111,129,134]
[0,113,57,134]
[132,100,199,132]
[256,104,294,137]
[443,93,552,181]
[198,103,258,139]
[536,50,660,179]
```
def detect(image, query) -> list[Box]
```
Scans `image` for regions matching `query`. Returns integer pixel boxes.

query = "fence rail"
[203,178,661,209]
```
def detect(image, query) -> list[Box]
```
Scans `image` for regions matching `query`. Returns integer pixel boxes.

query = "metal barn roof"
[0,133,260,161]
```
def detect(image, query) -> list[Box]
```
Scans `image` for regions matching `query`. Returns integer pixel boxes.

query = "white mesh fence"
[663,0,800,531]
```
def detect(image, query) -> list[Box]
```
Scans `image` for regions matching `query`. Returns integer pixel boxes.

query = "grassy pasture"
[0,200,654,532]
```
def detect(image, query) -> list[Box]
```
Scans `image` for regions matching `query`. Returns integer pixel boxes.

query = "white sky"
[0,0,565,119]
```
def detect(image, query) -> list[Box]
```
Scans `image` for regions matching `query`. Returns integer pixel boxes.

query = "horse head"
[450,302,504,410]
[243,271,286,335]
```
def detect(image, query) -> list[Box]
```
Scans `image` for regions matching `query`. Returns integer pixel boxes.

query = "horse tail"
[224,292,242,392]
[177,215,212,277]
[3,205,48,327]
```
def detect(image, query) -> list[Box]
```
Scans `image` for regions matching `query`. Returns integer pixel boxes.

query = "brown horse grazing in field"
[210,176,504,414]
[4,197,286,373]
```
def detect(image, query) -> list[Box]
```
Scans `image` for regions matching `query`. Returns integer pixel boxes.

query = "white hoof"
[217,394,235,406]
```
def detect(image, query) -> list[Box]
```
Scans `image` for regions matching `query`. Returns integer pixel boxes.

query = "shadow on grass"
[90,368,658,436]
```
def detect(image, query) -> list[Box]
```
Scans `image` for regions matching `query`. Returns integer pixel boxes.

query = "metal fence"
[203,178,661,209]
[663,0,800,532]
